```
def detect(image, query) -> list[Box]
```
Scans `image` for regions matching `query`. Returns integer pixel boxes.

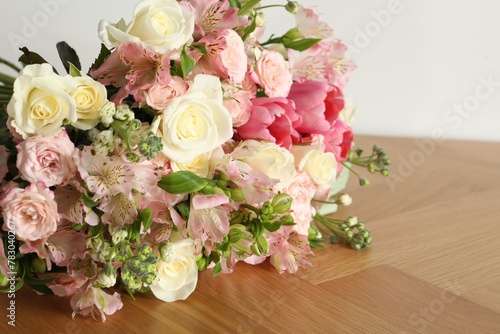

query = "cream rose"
[7,64,77,139]
[150,237,198,302]
[290,143,337,187]
[151,74,233,163]
[170,146,223,178]
[231,139,296,187]
[71,76,108,130]
[16,130,78,187]
[254,49,293,98]
[98,0,195,54]
[0,183,59,241]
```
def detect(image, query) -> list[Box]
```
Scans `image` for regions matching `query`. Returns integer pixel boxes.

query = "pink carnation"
[281,172,316,236]
[1,182,59,241]
[236,97,300,149]
[16,130,77,187]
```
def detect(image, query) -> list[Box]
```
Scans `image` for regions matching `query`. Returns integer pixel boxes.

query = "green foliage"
[56,41,81,73]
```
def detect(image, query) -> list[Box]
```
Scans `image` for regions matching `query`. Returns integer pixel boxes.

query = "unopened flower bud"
[285,1,299,14]
[337,193,352,206]
[114,105,134,122]
[283,27,300,41]
[255,12,267,27]
[279,214,295,225]
[97,263,117,288]
[143,272,157,285]
[271,193,293,213]
[32,257,46,273]
[345,216,358,227]
[126,152,140,163]
[197,256,208,271]
[159,242,174,263]
[0,273,8,287]
[100,101,116,127]
[229,188,245,202]
[111,228,128,245]
[359,177,370,186]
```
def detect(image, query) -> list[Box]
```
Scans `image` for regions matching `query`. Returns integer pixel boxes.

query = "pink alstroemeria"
[90,43,171,104]
[54,186,99,226]
[188,194,231,243]
[19,227,86,271]
[191,0,238,39]
[48,273,87,297]
[268,229,313,274]
[236,97,301,149]
[71,284,123,322]
[99,193,138,227]
[295,5,333,39]
[78,147,135,201]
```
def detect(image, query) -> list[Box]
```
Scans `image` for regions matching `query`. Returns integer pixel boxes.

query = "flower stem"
[0,57,22,72]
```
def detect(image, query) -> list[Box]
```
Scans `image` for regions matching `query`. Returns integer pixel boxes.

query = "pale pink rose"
[236,97,300,149]
[0,145,8,183]
[218,29,247,83]
[16,130,77,187]
[71,284,123,322]
[48,273,87,297]
[253,50,293,98]
[287,80,345,135]
[0,183,59,241]
[281,172,316,235]
[145,76,188,110]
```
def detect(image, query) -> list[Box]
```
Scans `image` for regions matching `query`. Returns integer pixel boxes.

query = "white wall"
[0,0,499,141]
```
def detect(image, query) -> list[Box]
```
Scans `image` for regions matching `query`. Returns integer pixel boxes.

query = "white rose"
[98,0,195,54]
[171,146,223,178]
[7,64,77,139]
[231,140,296,187]
[72,76,108,130]
[151,74,232,163]
[150,238,198,302]
[290,144,337,187]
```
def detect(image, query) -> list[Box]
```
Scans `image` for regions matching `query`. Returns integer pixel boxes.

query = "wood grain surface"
[1,135,499,334]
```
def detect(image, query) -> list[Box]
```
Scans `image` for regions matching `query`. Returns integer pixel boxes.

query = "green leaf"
[228,0,241,8]
[0,279,23,293]
[18,47,57,74]
[180,49,195,79]
[69,63,82,77]
[242,17,257,41]
[140,208,153,232]
[213,262,223,277]
[238,0,260,16]
[283,38,321,51]
[56,41,81,73]
[89,222,104,238]
[191,44,208,55]
[129,218,142,244]
[90,44,111,71]
[158,171,208,195]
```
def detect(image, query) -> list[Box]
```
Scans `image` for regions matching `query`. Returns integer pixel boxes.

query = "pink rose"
[287,80,345,135]
[1,183,59,241]
[145,76,188,110]
[253,50,293,97]
[16,130,77,187]
[0,145,8,182]
[236,97,300,149]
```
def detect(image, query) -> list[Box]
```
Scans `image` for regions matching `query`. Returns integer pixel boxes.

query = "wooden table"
[2,136,500,334]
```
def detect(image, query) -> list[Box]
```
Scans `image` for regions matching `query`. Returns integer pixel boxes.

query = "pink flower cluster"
[0,0,359,322]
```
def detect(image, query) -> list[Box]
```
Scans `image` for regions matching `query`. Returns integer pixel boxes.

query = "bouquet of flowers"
[0,0,390,321]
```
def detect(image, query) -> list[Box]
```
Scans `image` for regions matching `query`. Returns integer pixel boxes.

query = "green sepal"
[158,171,208,195]
[242,17,257,41]
[139,208,153,232]
[69,63,82,77]
[82,193,98,208]
[213,262,223,277]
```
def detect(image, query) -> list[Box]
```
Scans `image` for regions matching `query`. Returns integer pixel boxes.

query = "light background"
[0,0,498,141]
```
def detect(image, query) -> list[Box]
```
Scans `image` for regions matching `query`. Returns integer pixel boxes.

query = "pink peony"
[287,80,345,135]
[0,182,59,241]
[236,97,300,149]
[321,119,354,165]
[16,130,78,187]
[253,50,293,98]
